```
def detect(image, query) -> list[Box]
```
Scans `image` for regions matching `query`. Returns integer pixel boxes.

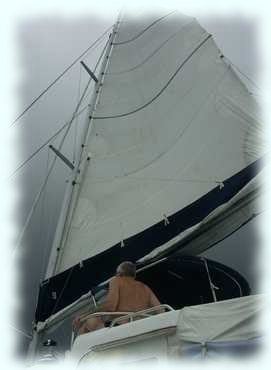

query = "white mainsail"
[52,12,262,275]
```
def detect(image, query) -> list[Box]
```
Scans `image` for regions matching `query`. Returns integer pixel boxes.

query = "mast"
[45,19,120,279]
[27,19,120,364]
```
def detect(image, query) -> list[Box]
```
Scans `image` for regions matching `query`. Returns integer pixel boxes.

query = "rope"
[201,257,218,302]
[113,11,176,45]
[12,25,113,125]
[93,34,212,120]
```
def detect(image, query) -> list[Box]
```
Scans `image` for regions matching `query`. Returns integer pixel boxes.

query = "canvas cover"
[175,294,262,343]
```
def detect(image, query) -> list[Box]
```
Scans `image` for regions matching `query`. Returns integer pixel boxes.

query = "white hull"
[66,295,262,365]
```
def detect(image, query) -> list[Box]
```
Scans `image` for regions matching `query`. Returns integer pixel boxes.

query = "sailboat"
[25,11,264,365]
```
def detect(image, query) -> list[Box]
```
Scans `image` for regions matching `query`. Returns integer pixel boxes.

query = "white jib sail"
[53,12,262,274]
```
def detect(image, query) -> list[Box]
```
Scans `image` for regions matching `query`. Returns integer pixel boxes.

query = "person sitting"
[72,261,163,335]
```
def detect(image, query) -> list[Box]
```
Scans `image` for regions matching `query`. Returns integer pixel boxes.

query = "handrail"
[72,312,133,345]
[78,311,133,324]
[71,305,174,346]
[110,304,174,327]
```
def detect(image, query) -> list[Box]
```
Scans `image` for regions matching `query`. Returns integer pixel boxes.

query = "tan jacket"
[100,276,161,313]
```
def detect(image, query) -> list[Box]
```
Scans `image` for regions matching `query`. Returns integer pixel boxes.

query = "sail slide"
[35,12,263,322]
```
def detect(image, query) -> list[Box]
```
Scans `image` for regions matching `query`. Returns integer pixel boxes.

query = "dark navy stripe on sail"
[35,158,262,322]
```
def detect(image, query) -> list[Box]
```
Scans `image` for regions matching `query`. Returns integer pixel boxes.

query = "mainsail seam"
[88,69,228,183]
[112,11,177,45]
[93,34,212,120]
[107,20,194,75]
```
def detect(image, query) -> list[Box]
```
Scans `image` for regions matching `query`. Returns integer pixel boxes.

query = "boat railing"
[72,305,174,344]
[109,304,174,327]
[71,312,133,345]
[78,311,132,323]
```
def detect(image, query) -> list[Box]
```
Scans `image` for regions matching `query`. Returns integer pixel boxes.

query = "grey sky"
[14,13,260,352]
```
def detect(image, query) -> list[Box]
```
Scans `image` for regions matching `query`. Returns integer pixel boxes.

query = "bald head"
[116,261,136,278]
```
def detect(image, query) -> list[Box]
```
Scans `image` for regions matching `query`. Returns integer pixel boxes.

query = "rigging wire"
[9,80,91,179]
[39,147,51,280]
[50,266,75,317]
[13,35,111,256]
[13,78,92,251]
[71,34,110,163]
[13,124,73,255]
[72,64,82,164]
[33,147,66,314]
[10,325,33,340]
[10,33,111,180]
[74,37,111,111]
[93,34,212,120]
[113,11,176,45]
[223,55,260,91]
[56,30,117,257]
[32,148,50,334]
[9,120,75,180]
[46,33,116,280]
[12,25,113,125]
[42,27,117,310]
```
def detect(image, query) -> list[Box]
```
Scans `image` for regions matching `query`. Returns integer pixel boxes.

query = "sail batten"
[49,12,262,280]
